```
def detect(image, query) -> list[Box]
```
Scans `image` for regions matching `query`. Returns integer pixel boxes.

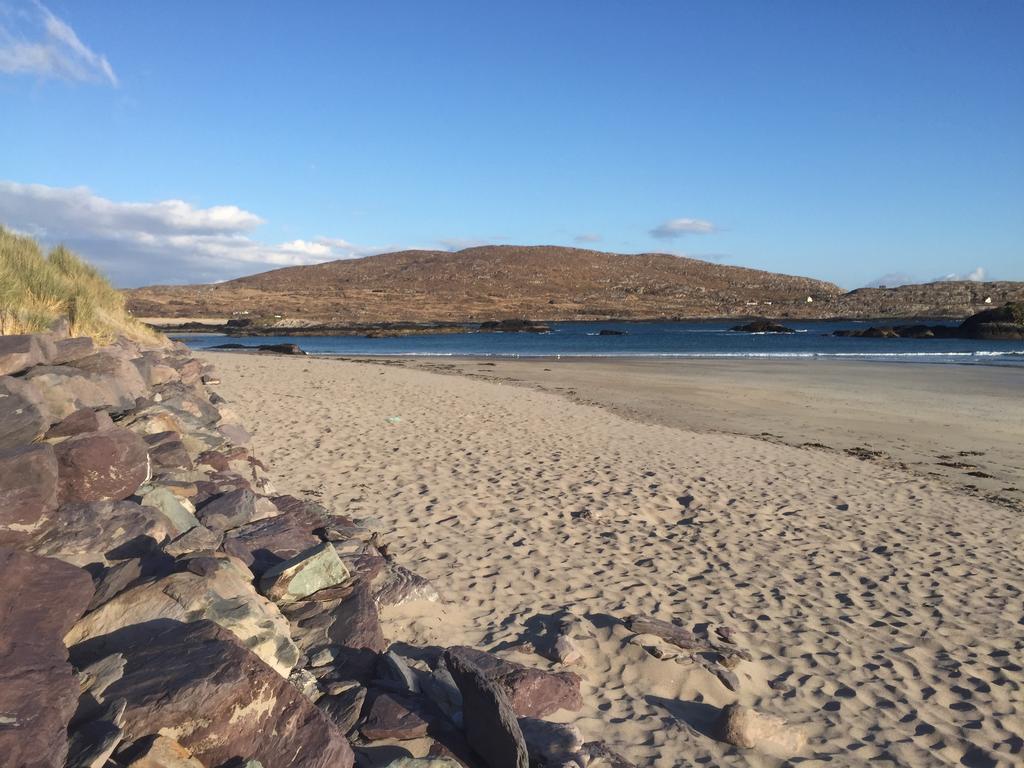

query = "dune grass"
[0,226,161,343]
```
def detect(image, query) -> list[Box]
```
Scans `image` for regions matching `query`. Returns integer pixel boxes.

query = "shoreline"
[333,355,1024,513]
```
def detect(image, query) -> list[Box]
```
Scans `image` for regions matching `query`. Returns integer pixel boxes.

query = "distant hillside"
[125,245,1024,323]
[126,245,842,322]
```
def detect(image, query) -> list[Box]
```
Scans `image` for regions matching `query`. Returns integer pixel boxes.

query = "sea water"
[179,320,1024,367]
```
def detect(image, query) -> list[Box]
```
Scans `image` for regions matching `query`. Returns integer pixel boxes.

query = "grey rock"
[259,541,351,604]
[316,684,366,735]
[0,333,49,375]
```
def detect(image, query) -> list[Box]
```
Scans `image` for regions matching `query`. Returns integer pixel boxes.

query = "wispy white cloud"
[574,233,602,244]
[934,267,987,283]
[0,2,117,85]
[0,180,383,286]
[863,267,989,289]
[649,217,717,239]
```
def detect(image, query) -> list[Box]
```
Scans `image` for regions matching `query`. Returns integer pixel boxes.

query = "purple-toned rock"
[0,444,58,546]
[222,514,322,576]
[446,646,582,718]
[144,432,193,470]
[317,685,366,736]
[76,619,354,768]
[444,649,529,768]
[327,579,387,679]
[55,428,150,503]
[0,333,50,375]
[26,353,148,419]
[44,407,114,439]
[31,500,174,567]
[0,376,50,450]
[195,487,260,532]
[49,336,95,365]
[361,692,431,741]
[0,547,94,768]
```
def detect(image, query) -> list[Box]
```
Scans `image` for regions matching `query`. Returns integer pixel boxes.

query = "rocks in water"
[55,428,151,503]
[0,444,58,546]
[479,319,551,333]
[67,553,299,676]
[729,320,795,333]
[833,304,1024,340]
[445,646,582,718]
[259,541,351,603]
[597,329,627,335]
[444,649,529,768]
[75,619,354,768]
[0,547,94,768]
[713,703,807,755]
[360,692,431,741]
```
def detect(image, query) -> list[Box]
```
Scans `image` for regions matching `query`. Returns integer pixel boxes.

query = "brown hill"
[126,245,1024,323]
[126,245,843,322]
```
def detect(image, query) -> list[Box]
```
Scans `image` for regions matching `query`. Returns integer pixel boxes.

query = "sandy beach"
[201,351,1023,767]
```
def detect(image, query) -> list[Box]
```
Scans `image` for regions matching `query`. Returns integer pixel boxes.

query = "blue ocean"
[178,320,1024,367]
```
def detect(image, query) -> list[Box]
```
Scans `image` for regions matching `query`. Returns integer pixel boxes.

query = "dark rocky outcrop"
[597,328,628,336]
[730,320,796,333]
[479,319,552,333]
[833,302,1024,340]
[0,547,94,768]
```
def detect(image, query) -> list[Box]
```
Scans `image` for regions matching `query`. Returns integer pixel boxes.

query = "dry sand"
[201,351,1023,767]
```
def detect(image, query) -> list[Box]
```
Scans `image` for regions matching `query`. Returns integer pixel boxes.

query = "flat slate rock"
[0,333,50,375]
[0,547,94,768]
[77,619,354,768]
[360,692,431,741]
[44,407,114,439]
[195,487,259,532]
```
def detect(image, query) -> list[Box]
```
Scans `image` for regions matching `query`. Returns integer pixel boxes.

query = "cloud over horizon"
[0,2,117,85]
[649,217,717,239]
[864,267,990,288]
[0,181,386,286]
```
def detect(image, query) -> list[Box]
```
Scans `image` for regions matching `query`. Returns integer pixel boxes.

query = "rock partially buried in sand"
[259,541,351,603]
[713,703,807,755]
[444,649,529,768]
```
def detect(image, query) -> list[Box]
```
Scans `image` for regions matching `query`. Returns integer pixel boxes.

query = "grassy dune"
[0,226,160,343]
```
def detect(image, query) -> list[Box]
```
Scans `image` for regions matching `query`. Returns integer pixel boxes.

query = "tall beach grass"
[0,226,160,343]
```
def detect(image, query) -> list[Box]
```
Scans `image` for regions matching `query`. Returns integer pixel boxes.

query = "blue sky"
[1,1,1022,288]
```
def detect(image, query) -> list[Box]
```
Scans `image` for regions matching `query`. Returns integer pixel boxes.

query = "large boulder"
[445,646,582,718]
[0,333,51,375]
[49,336,95,365]
[0,444,58,546]
[0,376,50,450]
[67,553,300,676]
[30,500,174,567]
[0,547,94,768]
[195,488,265,532]
[259,542,351,604]
[444,649,529,768]
[326,579,387,680]
[55,428,151,503]
[959,301,1024,340]
[73,619,354,768]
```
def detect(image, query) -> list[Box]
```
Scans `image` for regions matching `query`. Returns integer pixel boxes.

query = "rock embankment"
[0,326,636,767]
